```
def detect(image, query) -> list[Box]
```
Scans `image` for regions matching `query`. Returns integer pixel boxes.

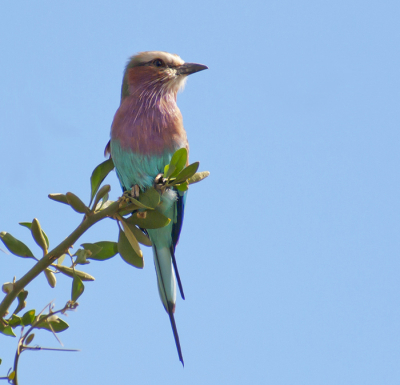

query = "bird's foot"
[154,173,167,194]
[130,185,140,199]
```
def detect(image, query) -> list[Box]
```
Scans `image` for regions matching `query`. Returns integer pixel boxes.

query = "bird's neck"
[132,87,178,117]
[111,89,188,155]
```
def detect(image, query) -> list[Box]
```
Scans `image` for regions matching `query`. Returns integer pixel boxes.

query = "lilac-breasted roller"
[106,51,207,364]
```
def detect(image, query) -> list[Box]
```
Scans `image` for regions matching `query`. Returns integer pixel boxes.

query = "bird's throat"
[111,91,188,156]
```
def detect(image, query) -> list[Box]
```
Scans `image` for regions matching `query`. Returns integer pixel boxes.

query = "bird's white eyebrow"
[129,51,185,68]
[135,60,177,69]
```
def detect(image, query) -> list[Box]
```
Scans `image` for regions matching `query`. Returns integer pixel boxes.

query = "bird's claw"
[130,185,140,199]
[154,173,167,194]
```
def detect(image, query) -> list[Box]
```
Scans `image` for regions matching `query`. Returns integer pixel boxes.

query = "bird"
[106,51,207,365]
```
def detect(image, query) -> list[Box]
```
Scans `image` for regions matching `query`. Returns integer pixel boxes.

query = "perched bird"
[106,51,207,364]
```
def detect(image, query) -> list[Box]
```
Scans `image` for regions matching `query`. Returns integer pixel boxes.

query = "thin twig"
[21,346,80,352]
[12,302,78,385]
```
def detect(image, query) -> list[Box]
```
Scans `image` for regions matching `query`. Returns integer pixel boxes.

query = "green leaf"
[138,187,160,209]
[166,163,176,179]
[125,223,152,247]
[94,191,110,211]
[13,290,28,315]
[117,204,140,216]
[74,249,91,265]
[0,324,16,337]
[85,241,118,261]
[175,181,188,191]
[90,158,115,205]
[21,310,35,326]
[44,268,56,288]
[19,222,50,249]
[119,220,143,258]
[36,315,69,333]
[31,218,48,253]
[25,333,35,345]
[163,164,170,178]
[126,210,171,229]
[95,199,115,212]
[118,229,144,269]
[0,232,35,259]
[80,243,103,260]
[56,265,95,281]
[71,275,84,302]
[66,192,90,214]
[168,148,188,178]
[8,371,15,380]
[171,162,199,185]
[92,184,111,210]
[57,254,66,265]
[7,315,21,328]
[48,193,69,205]
[187,171,210,184]
[126,196,153,210]
[102,192,109,204]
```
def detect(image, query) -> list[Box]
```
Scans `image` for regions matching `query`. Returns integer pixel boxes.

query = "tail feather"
[167,302,184,366]
[170,246,185,300]
[153,246,184,365]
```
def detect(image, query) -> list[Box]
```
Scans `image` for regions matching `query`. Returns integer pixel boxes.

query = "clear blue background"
[1,1,400,384]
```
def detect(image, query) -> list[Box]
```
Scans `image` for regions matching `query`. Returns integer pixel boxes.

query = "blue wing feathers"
[171,191,186,250]
[170,190,186,300]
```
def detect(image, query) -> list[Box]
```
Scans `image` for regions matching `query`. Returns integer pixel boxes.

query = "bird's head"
[121,51,208,102]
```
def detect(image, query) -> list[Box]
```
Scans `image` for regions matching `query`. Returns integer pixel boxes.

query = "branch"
[0,200,121,319]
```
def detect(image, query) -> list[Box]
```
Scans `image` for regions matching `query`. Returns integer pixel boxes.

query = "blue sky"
[1,1,400,384]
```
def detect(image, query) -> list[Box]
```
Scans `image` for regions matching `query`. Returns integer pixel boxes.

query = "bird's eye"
[152,59,164,67]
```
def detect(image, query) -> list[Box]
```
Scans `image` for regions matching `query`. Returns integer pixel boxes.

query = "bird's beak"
[176,63,208,76]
